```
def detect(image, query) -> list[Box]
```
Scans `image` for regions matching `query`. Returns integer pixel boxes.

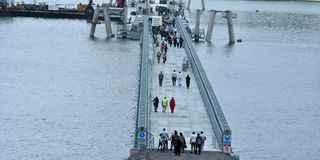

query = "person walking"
[152,97,159,112]
[195,133,202,155]
[173,132,181,156]
[164,44,168,54]
[200,131,207,151]
[179,37,184,48]
[159,71,164,86]
[163,52,167,64]
[160,40,166,53]
[190,132,197,153]
[179,132,186,153]
[177,71,182,86]
[173,36,177,47]
[171,70,177,86]
[186,74,191,89]
[162,97,168,112]
[170,132,175,150]
[169,97,176,113]
[157,50,161,63]
[169,35,173,47]
[176,36,180,48]
[159,128,169,150]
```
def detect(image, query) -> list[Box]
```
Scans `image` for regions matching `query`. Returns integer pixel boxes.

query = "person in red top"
[170,97,176,113]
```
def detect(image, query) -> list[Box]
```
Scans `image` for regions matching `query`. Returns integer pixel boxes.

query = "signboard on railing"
[223,133,231,153]
[138,131,146,150]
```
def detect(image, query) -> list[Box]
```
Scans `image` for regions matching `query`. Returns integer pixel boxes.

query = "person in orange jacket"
[170,97,176,113]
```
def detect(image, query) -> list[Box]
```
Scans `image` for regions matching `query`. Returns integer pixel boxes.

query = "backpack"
[174,136,181,146]
[196,136,202,145]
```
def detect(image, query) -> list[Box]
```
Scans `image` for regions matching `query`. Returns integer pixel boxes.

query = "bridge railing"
[134,15,151,149]
[176,17,231,150]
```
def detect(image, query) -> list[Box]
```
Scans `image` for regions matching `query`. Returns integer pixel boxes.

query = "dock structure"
[130,1,236,159]
[130,17,233,159]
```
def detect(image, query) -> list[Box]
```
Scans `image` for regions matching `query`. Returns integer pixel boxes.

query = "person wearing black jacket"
[152,97,159,112]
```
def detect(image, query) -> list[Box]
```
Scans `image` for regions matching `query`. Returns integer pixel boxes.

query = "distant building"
[0,0,7,4]
[0,0,7,9]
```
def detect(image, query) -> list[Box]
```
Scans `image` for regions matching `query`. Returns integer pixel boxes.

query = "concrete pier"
[187,0,191,10]
[205,10,216,42]
[103,7,113,38]
[201,0,205,10]
[226,10,235,43]
[89,5,100,37]
[194,9,201,41]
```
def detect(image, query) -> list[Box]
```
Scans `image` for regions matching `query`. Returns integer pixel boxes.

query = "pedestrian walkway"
[149,39,218,151]
[147,149,233,160]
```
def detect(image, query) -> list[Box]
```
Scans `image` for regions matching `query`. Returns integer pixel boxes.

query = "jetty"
[128,0,238,159]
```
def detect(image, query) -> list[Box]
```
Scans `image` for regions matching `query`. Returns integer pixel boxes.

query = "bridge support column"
[201,0,205,10]
[89,5,100,37]
[226,10,235,43]
[103,7,113,38]
[206,10,216,42]
[194,9,201,42]
[187,0,191,10]
[123,3,128,31]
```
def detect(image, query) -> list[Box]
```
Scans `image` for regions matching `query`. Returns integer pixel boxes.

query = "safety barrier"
[176,17,231,150]
[134,15,151,149]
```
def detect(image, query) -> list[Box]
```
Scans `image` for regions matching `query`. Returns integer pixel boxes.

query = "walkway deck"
[149,38,218,151]
[147,149,233,160]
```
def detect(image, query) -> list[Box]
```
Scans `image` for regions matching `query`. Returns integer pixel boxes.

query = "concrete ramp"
[148,150,232,160]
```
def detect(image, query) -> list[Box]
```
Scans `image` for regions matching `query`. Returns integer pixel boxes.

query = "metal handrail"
[135,15,150,148]
[176,17,231,150]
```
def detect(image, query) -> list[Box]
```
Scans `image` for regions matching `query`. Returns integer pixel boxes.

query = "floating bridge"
[129,1,237,159]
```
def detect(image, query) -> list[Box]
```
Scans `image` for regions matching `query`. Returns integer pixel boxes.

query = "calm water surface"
[188,0,320,159]
[0,18,140,159]
[1,0,320,160]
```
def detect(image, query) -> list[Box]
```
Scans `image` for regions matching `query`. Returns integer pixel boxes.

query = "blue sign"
[223,134,231,145]
[138,132,146,140]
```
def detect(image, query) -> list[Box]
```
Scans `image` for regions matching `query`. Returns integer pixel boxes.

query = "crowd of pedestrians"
[152,13,208,157]
[158,128,207,156]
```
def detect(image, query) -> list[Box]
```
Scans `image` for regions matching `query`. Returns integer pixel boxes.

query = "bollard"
[187,0,191,10]
[103,7,113,38]
[205,10,216,42]
[226,10,235,43]
[195,9,201,42]
[89,5,100,37]
[201,0,205,10]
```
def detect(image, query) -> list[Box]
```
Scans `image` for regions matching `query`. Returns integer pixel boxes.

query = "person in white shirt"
[200,131,207,151]
[190,131,197,153]
[160,128,169,149]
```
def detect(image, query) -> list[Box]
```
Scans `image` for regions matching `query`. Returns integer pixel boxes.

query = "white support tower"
[194,9,201,41]
[103,7,113,38]
[226,10,235,43]
[205,10,216,42]
[186,0,205,10]
[123,1,128,32]
[201,0,205,10]
[89,5,101,37]
[186,0,191,10]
